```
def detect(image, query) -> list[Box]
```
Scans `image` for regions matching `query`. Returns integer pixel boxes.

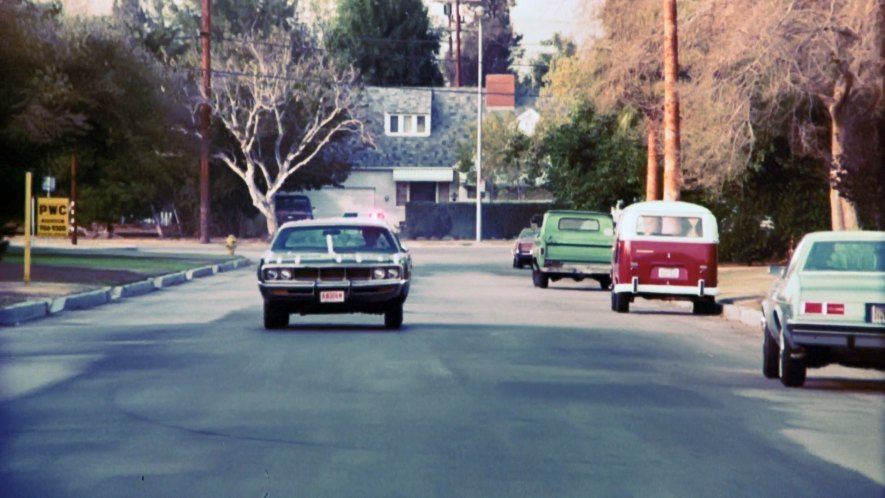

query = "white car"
[761,231,885,387]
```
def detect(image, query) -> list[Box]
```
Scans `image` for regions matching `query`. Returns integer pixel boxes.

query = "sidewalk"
[0,236,256,326]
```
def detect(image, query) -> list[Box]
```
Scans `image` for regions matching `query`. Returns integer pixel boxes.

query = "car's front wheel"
[385,302,404,329]
[779,330,806,387]
[762,322,779,379]
[263,301,289,330]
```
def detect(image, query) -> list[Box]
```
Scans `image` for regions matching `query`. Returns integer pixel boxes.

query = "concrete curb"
[0,301,49,326]
[0,257,251,327]
[63,289,112,311]
[721,303,763,330]
[118,280,156,299]
[188,266,216,279]
[154,272,187,288]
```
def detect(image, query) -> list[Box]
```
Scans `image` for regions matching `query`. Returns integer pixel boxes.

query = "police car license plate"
[320,290,345,303]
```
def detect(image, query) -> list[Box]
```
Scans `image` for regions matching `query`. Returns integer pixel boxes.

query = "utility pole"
[199,0,211,243]
[70,154,78,245]
[23,172,32,285]
[662,0,682,201]
[475,6,483,242]
[645,112,661,201]
[455,0,462,87]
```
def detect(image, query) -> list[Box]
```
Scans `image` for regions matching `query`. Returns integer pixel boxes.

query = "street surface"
[0,244,882,497]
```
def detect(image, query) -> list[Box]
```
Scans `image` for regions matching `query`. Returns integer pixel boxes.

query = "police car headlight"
[386,267,400,279]
[372,268,387,279]
[280,269,293,280]
[265,269,279,280]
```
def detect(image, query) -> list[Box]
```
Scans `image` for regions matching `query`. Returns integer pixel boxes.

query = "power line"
[197,68,542,99]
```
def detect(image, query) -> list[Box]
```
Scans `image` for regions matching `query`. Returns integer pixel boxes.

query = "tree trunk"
[662,0,682,201]
[826,69,860,231]
[262,200,277,238]
[646,116,662,201]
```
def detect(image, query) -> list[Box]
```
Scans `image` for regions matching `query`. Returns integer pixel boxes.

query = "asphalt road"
[0,244,882,497]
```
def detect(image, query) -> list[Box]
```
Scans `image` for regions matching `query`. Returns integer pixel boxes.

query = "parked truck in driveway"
[531,210,615,289]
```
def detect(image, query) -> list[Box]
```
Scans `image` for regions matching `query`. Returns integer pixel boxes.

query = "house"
[304,75,539,229]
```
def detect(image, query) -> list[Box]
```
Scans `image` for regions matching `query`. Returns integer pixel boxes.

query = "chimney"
[485,74,516,109]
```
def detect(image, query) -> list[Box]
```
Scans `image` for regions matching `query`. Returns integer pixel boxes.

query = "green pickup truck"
[531,210,615,289]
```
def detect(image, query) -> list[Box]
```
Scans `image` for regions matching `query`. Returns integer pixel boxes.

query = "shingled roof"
[349,86,478,169]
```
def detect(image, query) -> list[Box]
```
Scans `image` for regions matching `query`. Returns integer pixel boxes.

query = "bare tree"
[679,0,882,229]
[208,33,368,235]
[566,0,882,228]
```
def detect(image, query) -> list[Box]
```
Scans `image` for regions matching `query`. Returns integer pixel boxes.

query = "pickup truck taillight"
[802,301,844,315]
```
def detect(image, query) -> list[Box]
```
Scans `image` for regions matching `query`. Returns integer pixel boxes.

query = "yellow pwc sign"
[37,197,70,237]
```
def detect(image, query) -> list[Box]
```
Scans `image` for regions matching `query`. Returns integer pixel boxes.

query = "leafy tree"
[0,0,193,232]
[540,102,644,211]
[522,33,575,91]
[325,0,442,86]
[456,111,540,200]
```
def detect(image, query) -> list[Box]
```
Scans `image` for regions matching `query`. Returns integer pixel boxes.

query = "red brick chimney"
[486,74,515,109]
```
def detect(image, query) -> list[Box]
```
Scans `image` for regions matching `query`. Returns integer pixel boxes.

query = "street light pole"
[475,7,483,242]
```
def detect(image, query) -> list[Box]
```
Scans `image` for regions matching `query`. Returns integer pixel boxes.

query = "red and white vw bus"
[610,201,719,314]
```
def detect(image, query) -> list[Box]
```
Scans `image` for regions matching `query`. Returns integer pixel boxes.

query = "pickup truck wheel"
[532,268,548,288]
[597,276,612,290]
[762,322,779,379]
[263,301,288,330]
[512,257,520,268]
[384,302,403,329]
[611,292,629,313]
[779,331,806,387]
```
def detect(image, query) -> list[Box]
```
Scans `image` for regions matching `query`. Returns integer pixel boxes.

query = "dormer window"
[386,113,430,136]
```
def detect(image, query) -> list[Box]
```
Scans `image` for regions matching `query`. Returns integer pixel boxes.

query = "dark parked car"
[512,228,538,268]
[257,218,412,330]
[273,193,313,227]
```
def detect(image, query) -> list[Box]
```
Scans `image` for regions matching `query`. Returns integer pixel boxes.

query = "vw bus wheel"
[612,292,629,313]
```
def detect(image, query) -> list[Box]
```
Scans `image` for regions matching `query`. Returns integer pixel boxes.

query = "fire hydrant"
[225,235,237,256]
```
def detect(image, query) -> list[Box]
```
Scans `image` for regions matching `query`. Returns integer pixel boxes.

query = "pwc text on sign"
[37,197,70,237]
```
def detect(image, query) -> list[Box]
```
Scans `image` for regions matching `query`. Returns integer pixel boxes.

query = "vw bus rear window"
[559,218,600,231]
[636,215,703,238]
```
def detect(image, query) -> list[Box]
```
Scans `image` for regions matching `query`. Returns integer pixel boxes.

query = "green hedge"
[404,202,553,239]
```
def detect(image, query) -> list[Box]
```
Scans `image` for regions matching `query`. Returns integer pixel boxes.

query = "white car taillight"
[802,301,844,315]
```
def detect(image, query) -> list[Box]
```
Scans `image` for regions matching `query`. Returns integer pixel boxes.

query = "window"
[559,218,599,231]
[635,215,703,237]
[803,241,884,272]
[386,114,430,136]
[410,182,436,202]
[273,226,398,254]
